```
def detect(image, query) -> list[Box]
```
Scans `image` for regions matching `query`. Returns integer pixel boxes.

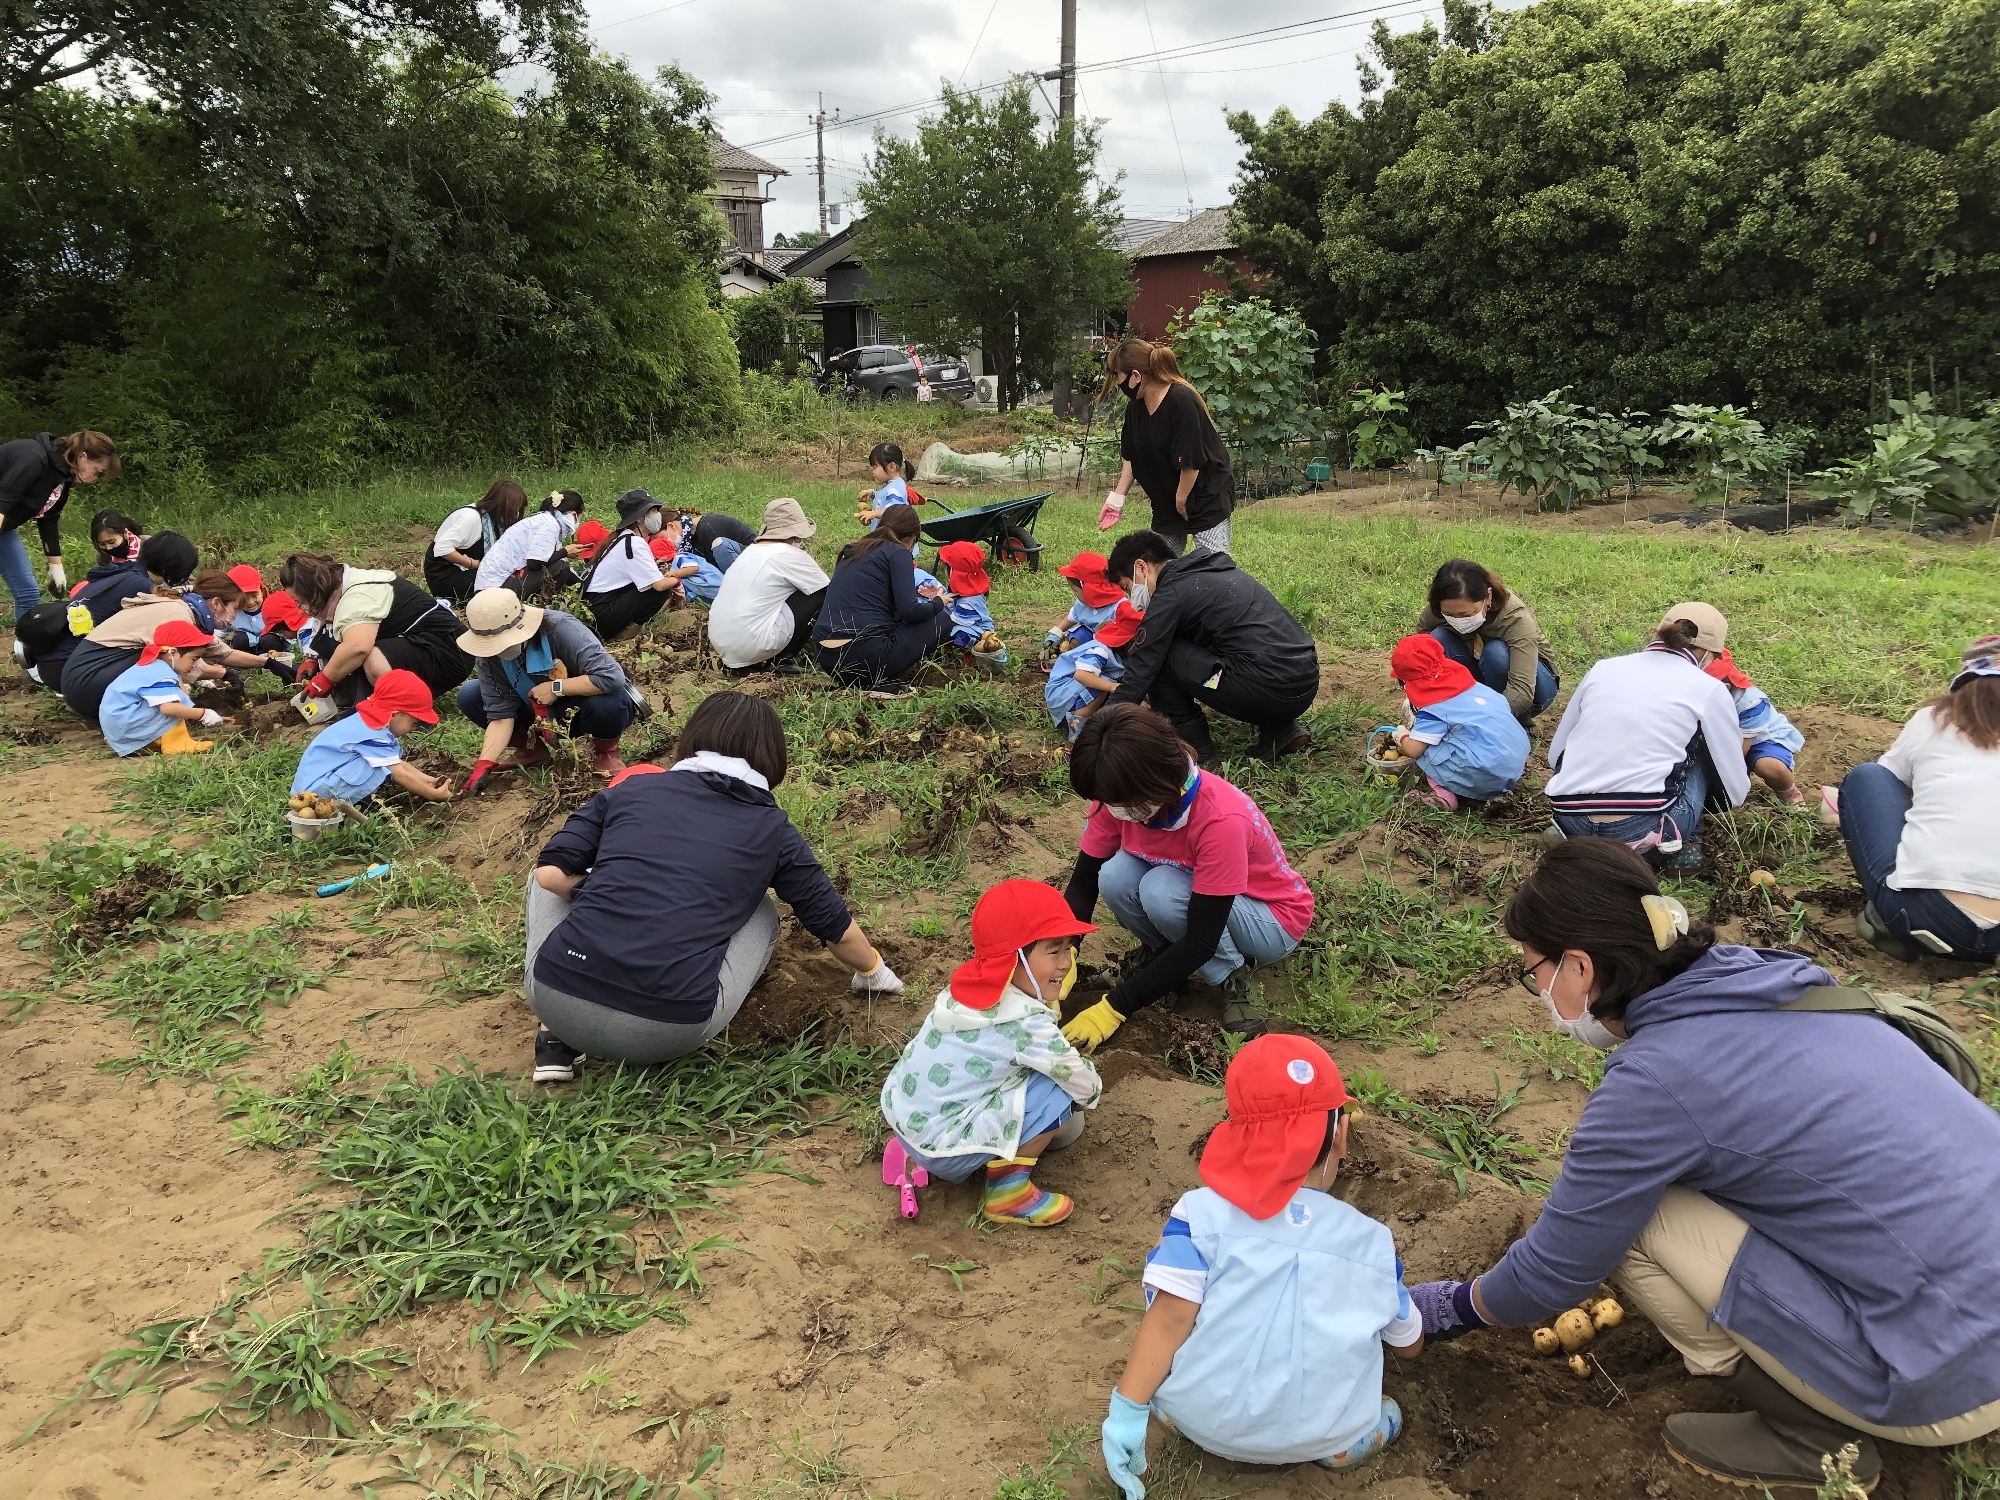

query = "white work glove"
[198,708,224,727]
[851,957,904,994]
[46,560,67,594]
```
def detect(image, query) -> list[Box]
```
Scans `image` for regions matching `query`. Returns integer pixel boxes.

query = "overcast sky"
[582,0,1449,237]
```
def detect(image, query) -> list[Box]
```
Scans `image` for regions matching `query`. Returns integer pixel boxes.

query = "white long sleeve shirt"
[1546,647,1751,811]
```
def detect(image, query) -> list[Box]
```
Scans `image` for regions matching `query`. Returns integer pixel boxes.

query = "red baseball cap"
[227,565,265,596]
[357,668,440,729]
[1199,1034,1352,1220]
[1703,648,1752,690]
[937,541,991,599]
[1059,551,1124,608]
[1092,599,1144,651]
[261,590,309,632]
[1390,633,1477,709]
[575,519,610,559]
[950,879,1097,1009]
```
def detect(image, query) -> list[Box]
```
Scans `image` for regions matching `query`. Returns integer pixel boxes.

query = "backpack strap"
[1781,985,1984,1097]
[1779,986,1882,1017]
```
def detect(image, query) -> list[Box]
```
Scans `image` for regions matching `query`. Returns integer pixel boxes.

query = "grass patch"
[1352,1068,1549,1198]
[990,1426,1090,1500]
[424,891,529,1003]
[1497,1025,1605,1090]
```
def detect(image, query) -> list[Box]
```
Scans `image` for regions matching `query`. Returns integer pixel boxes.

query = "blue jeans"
[1097,851,1299,985]
[1430,627,1558,715]
[1839,762,2000,959]
[1551,753,1712,866]
[711,538,743,573]
[0,528,42,616]
[456,679,635,741]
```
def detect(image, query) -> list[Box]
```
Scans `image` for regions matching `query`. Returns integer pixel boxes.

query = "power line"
[958,0,1004,86]
[1139,0,1193,214]
[595,0,710,36]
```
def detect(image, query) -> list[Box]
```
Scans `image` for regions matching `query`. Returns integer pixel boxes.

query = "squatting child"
[99,620,232,757]
[1043,550,1126,656]
[1704,648,1807,805]
[936,541,1002,657]
[879,880,1101,1227]
[1387,633,1530,809]
[1101,1035,1422,1498]
[292,668,454,805]
[1046,600,1142,740]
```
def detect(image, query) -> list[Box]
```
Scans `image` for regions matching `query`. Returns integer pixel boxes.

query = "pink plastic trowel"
[882,1139,927,1220]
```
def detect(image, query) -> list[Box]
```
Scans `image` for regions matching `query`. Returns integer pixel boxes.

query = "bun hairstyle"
[1504,841,1716,1024]
[477,480,528,528]
[841,502,922,566]
[278,552,345,616]
[1429,558,1510,615]
[1069,703,1199,809]
[1096,336,1209,413]
[868,442,916,482]
[1654,618,1703,654]
[188,569,248,608]
[541,489,585,516]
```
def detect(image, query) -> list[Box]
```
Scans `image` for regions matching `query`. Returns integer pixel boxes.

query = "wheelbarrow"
[917,490,1052,571]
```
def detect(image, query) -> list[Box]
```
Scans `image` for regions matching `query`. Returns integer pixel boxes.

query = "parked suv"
[821,345,975,402]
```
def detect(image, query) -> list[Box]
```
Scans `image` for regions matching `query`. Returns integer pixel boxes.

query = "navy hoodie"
[1481,945,2000,1427]
[532,765,851,1023]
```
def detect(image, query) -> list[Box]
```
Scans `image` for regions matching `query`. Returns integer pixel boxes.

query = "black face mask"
[1117,372,1140,400]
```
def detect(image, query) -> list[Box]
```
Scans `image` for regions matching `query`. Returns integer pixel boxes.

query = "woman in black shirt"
[1098,338,1234,554]
[812,505,950,689]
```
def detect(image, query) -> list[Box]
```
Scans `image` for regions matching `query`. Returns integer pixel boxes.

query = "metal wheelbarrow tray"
[916,490,1053,570]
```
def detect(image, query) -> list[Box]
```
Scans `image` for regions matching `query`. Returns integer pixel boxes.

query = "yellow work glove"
[1061,997,1125,1054]
[1059,946,1080,1002]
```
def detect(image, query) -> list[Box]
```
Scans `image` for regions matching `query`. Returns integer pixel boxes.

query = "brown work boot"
[1664,1363,1881,1492]
[500,718,551,770]
[591,738,627,777]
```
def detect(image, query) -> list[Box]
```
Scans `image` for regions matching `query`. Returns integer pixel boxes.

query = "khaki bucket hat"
[755,497,816,542]
[458,587,545,657]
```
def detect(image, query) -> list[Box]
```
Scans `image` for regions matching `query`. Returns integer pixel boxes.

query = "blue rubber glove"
[1408,1279,1489,1343]
[1101,1390,1151,1500]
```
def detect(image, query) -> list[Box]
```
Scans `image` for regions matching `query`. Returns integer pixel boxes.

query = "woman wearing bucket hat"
[280,553,473,712]
[1542,602,1749,869]
[525,691,901,1083]
[707,498,829,675]
[1405,839,2000,1490]
[1102,1035,1422,1497]
[879,879,1101,1227]
[1835,637,2000,962]
[1060,705,1314,1044]
[583,488,683,640]
[456,588,636,788]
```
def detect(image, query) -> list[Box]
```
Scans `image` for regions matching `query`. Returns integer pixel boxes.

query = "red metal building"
[1124,209,1252,338]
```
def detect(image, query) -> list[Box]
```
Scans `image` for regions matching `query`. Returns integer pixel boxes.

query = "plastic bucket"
[286,810,345,842]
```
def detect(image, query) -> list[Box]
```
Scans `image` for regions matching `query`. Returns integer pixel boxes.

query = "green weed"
[1351,1068,1548,1197]
[219,1041,380,1151]
[1500,1026,1606,1090]
[1946,1439,2000,1499]
[470,1271,684,1373]
[1282,877,1503,1043]
[907,912,946,939]
[991,1425,1089,1500]
[768,1431,864,1499]
[78,924,318,1080]
[425,892,530,1003]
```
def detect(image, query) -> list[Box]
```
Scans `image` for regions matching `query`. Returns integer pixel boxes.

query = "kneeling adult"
[15,529,178,690]
[1837,637,2000,963]
[707,498,828,676]
[61,557,278,724]
[524,691,902,1081]
[457,588,635,785]
[813,504,949,689]
[1406,839,2000,1488]
[1060,704,1315,1041]
[583,489,680,639]
[1103,529,1320,765]
[282,554,473,711]
[427,480,526,605]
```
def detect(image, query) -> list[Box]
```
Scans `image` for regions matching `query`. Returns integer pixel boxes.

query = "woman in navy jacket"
[811,505,949,689]
[525,691,905,1082]
[0,429,118,616]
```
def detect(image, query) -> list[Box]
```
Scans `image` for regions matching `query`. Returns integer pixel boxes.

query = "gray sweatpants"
[523,877,781,1063]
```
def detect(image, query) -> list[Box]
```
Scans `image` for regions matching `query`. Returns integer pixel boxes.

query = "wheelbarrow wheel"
[993,525,1041,571]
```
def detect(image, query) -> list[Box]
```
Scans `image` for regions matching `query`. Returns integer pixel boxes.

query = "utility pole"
[1049,0,1080,421]
[815,94,828,237]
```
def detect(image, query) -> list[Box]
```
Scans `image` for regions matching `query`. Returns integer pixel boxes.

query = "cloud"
[587,0,1435,235]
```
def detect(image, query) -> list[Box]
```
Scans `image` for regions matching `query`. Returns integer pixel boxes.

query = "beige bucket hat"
[755,497,817,542]
[457,588,545,657]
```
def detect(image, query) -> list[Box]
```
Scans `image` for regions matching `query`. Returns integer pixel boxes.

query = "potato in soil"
[1554,1307,1596,1352]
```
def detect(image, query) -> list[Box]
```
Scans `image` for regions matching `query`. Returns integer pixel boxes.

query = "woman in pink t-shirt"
[1058,705,1314,1044]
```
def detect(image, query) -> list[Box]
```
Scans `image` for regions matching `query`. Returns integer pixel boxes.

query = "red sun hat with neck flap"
[575,519,610,559]
[1702,648,1753,690]
[261,590,309,632]
[357,668,441,730]
[950,879,1097,1009]
[138,619,214,665]
[227,565,264,596]
[1092,598,1144,650]
[937,541,991,598]
[1199,1034,1352,1220]
[1059,551,1124,608]
[1390,633,1477,709]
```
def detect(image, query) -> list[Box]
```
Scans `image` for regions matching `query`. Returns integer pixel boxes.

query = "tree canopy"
[856,81,1130,410]
[1229,0,2000,443]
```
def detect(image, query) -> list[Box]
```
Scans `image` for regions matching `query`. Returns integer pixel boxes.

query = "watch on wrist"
[551,679,564,697]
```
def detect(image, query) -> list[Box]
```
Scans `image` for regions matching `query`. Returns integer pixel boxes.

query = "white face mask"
[1445,611,1486,634]
[557,512,579,536]
[1540,958,1621,1051]
[1128,569,1152,612]
[1107,803,1158,823]
[497,642,525,661]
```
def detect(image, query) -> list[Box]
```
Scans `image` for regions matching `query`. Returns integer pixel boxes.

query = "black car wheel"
[880,385,902,402]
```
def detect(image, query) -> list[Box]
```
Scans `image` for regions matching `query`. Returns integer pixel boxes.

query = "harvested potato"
[1532,1327,1561,1355]
[1380,748,1402,761]
[1748,869,1778,888]
[1553,1307,1596,1352]
[1568,1353,1590,1377]
[1593,1298,1624,1329]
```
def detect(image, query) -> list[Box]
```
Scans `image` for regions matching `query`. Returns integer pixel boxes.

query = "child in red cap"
[879,879,1102,1226]
[99,620,231,756]
[1101,1035,1422,1495]
[1702,648,1807,806]
[290,669,453,804]
[1045,600,1143,740]
[1387,633,1530,810]
[1044,550,1127,657]
[935,540,1005,660]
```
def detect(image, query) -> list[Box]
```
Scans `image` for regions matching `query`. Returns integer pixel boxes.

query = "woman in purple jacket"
[1407,840,2000,1490]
